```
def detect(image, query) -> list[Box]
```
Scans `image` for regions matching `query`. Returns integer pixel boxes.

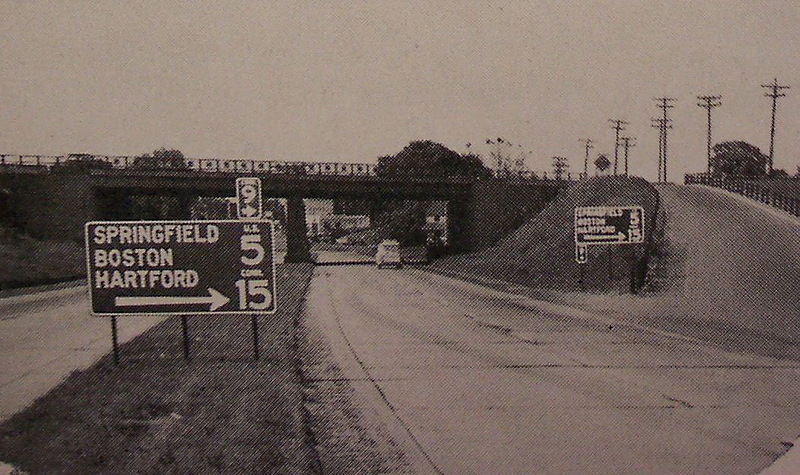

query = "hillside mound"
[435,176,660,292]
[0,226,84,289]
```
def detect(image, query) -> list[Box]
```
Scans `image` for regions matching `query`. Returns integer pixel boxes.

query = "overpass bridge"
[0,154,571,262]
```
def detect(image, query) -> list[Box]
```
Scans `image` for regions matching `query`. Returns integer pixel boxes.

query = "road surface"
[305,265,800,474]
[0,283,165,421]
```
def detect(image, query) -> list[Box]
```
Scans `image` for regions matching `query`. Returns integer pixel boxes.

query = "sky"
[1,1,799,181]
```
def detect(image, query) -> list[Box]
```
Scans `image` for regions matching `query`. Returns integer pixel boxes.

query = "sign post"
[111,316,120,364]
[85,219,277,363]
[236,177,264,360]
[574,206,645,291]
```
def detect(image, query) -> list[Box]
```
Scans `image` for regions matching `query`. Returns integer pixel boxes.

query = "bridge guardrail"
[0,153,576,184]
[685,173,800,217]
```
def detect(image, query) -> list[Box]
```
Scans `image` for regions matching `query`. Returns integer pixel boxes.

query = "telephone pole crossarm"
[654,98,676,182]
[579,138,594,179]
[620,136,636,176]
[697,95,722,174]
[608,119,628,175]
[761,78,790,174]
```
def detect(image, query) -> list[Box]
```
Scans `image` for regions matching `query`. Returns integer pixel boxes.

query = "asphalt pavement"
[0,283,165,421]
[305,265,800,474]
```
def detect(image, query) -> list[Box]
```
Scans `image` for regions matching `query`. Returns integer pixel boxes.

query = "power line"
[620,136,636,176]
[578,138,593,179]
[654,98,676,182]
[608,119,628,175]
[761,78,790,174]
[696,95,722,174]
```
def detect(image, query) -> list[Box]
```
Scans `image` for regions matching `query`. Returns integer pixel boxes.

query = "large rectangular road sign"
[85,220,276,316]
[574,206,645,246]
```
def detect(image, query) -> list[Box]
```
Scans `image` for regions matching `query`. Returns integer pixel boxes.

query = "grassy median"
[0,263,318,474]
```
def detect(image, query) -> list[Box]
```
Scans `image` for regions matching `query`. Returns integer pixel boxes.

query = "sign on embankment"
[573,206,644,263]
[85,220,276,316]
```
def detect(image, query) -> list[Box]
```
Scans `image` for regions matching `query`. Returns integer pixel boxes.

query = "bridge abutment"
[0,171,99,241]
[284,197,312,263]
[448,180,562,253]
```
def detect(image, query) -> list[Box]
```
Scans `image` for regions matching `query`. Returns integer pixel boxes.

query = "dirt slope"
[436,176,659,291]
[548,184,800,360]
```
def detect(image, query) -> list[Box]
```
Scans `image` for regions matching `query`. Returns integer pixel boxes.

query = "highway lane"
[306,265,800,474]
[0,283,165,421]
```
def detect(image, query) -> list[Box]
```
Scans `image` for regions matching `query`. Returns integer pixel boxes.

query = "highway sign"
[236,177,262,219]
[574,206,644,246]
[575,244,588,264]
[85,220,276,316]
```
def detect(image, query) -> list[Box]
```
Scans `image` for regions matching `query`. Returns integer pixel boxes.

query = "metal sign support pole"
[181,316,191,361]
[251,315,260,361]
[111,316,120,365]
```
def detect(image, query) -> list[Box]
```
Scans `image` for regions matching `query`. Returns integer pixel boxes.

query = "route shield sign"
[236,177,262,219]
[574,206,645,246]
[85,220,276,316]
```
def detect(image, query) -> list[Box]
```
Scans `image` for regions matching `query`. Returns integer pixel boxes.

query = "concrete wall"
[449,180,563,253]
[0,171,98,242]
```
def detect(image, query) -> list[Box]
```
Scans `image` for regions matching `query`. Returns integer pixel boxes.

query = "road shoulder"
[0,263,318,474]
[298,267,414,474]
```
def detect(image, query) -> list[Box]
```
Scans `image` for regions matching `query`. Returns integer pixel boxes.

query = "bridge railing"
[0,153,576,184]
[685,173,800,217]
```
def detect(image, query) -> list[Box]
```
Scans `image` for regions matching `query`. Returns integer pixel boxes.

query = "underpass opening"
[308,197,443,266]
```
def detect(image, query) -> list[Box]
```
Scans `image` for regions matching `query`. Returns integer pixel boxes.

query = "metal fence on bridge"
[685,173,800,217]
[0,153,577,183]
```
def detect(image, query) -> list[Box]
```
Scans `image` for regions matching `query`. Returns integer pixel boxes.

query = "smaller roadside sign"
[236,177,262,220]
[575,244,588,264]
[574,206,644,246]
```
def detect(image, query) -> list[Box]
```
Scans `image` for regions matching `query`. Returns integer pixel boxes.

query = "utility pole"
[651,117,672,182]
[654,98,676,182]
[697,95,721,174]
[621,137,636,176]
[761,78,790,174]
[578,138,593,179]
[609,119,628,175]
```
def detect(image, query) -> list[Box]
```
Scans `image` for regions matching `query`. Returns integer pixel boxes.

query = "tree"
[710,141,768,177]
[133,148,188,170]
[375,140,493,180]
[130,148,192,219]
[373,141,491,248]
[552,156,569,180]
[594,154,611,175]
[52,153,113,171]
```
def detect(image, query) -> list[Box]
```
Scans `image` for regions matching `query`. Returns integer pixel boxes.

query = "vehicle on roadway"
[375,239,402,268]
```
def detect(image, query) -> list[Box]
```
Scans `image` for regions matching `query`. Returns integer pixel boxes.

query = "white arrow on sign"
[240,204,259,217]
[115,288,231,311]
[583,231,627,242]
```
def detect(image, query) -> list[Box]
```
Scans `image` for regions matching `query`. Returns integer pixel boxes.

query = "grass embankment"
[434,176,660,292]
[0,227,85,290]
[0,264,318,474]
